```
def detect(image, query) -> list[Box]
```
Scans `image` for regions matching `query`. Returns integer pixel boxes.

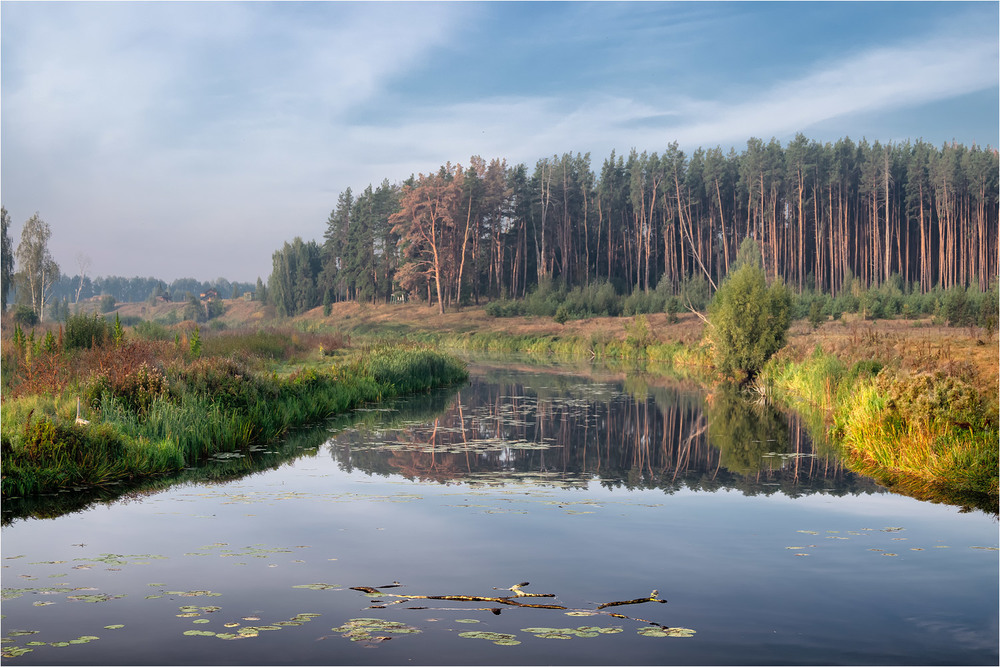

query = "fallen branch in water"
[597,589,666,609]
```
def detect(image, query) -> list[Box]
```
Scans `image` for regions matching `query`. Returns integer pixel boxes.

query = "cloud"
[668,32,998,147]
[341,19,997,185]
[1,2,470,281]
[1,2,995,283]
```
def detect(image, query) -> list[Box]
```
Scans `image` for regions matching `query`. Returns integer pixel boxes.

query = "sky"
[2,1,997,284]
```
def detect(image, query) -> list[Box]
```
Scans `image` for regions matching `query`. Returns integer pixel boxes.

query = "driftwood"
[349,582,670,620]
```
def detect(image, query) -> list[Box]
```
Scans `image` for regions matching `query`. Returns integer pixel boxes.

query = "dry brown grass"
[74,297,998,402]
[778,314,998,399]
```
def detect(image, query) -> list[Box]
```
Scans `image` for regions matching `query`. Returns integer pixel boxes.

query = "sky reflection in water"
[1,363,997,665]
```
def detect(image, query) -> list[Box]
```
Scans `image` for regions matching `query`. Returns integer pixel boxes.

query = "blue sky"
[2,1,997,284]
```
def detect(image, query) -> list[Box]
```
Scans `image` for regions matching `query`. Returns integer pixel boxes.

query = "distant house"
[156,294,172,302]
[243,292,254,302]
[199,289,219,301]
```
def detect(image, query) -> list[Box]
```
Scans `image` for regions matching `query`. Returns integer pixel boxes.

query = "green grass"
[758,346,997,509]
[1,343,467,497]
[356,324,998,508]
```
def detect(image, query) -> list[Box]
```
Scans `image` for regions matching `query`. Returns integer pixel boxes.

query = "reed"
[1,342,467,497]
[762,348,998,507]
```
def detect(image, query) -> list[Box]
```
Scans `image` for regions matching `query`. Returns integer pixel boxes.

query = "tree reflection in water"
[328,368,883,499]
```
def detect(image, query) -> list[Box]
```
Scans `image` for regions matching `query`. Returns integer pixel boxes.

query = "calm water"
[2,360,997,665]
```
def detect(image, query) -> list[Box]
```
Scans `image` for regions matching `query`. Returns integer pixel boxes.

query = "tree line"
[268,135,998,316]
[1,206,254,323]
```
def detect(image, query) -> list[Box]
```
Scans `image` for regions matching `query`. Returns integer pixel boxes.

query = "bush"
[88,362,169,415]
[485,298,526,318]
[65,313,109,350]
[133,320,171,341]
[678,275,711,311]
[99,295,117,313]
[808,298,826,329]
[942,287,972,327]
[13,305,38,327]
[708,238,792,383]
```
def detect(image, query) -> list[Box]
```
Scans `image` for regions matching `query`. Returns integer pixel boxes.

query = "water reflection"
[1,387,460,526]
[1,363,886,526]
[328,364,883,499]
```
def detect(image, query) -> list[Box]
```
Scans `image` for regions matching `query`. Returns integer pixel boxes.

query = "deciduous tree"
[15,213,60,321]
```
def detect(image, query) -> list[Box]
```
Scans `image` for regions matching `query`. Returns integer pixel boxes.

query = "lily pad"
[293,583,341,591]
[331,618,421,643]
[104,625,125,630]
[638,626,695,638]
[458,631,520,645]
[6,630,39,637]
[67,593,126,603]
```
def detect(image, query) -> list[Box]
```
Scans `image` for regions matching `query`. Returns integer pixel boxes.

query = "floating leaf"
[455,619,480,624]
[638,626,695,638]
[330,618,421,643]
[458,631,519,645]
[67,593,127,603]
[183,630,216,637]
[193,619,211,624]
[104,625,125,630]
[293,583,341,591]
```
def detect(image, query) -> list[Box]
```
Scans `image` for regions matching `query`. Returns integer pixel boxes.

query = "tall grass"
[1,332,467,497]
[759,346,998,507]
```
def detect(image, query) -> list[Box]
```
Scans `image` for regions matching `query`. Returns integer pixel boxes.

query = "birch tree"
[15,213,60,321]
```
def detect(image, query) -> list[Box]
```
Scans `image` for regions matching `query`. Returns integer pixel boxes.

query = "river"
[2,359,997,665]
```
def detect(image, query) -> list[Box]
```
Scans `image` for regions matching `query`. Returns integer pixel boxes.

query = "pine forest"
[267,135,999,316]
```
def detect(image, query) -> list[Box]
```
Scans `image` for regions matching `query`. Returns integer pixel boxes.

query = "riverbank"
[0,330,468,497]
[282,301,998,510]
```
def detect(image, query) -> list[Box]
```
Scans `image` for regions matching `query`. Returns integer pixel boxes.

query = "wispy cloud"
[360,22,998,174]
[1,2,996,282]
[1,2,470,280]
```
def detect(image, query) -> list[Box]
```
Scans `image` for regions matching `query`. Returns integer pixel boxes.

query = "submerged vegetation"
[0,322,468,498]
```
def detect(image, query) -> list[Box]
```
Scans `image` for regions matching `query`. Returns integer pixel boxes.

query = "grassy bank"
[306,307,998,508]
[759,348,998,508]
[1,325,468,497]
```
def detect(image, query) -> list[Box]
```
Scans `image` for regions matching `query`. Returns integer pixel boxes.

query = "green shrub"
[65,313,109,350]
[13,305,38,327]
[133,320,171,341]
[708,238,792,383]
[87,362,169,415]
